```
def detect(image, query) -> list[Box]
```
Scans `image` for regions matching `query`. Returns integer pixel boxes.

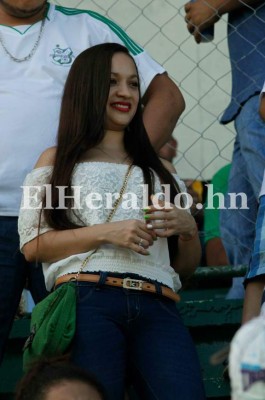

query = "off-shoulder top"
[18,162,187,291]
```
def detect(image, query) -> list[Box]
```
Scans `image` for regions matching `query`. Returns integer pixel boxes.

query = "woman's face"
[104,52,140,132]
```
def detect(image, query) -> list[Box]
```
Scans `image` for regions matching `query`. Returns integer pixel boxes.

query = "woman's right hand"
[101,219,157,255]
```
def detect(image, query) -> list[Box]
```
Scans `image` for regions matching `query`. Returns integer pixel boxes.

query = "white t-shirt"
[18,162,185,291]
[0,3,165,216]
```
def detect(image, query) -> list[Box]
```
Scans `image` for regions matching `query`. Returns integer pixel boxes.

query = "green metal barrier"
[177,264,247,399]
[0,317,30,399]
[0,265,247,399]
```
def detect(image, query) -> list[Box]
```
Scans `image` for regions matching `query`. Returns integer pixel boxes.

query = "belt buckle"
[123,277,143,291]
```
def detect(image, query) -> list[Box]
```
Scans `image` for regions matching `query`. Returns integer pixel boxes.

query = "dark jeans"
[71,277,206,400]
[0,217,48,364]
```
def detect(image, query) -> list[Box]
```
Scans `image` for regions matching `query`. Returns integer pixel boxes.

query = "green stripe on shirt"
[55,6,143,56]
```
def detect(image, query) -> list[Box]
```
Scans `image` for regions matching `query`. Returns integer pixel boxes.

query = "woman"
[19,43,205,400]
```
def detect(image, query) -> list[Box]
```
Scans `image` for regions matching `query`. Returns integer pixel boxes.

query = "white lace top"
[18,162,187,291]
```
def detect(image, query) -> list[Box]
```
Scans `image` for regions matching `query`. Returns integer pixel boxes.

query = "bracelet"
[178,228,197,242]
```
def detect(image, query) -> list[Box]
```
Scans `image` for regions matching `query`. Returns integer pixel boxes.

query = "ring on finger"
[138,238,144,247]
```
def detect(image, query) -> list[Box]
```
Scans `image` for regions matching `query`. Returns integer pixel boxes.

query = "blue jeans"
[71,276,205,400]
[220,95,265,298]
[0,217,48,364]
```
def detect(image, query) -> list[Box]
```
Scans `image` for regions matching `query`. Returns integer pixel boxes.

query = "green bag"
[23,281,76,371]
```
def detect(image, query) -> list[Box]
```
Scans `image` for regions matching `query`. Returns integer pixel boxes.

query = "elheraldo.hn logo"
[50,45,75,66]
[21,184,250,211]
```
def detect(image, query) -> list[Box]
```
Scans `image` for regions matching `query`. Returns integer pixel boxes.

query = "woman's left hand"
[144,202,197,238]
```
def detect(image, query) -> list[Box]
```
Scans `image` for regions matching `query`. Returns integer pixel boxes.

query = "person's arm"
[205,237,229,266]
[259,93,265,120]
[142,73,185,150]
[242,193,265,322]
[23,220,155,263]
[242,279,265,323]
[184,0,263,43]
[174,230,202,279]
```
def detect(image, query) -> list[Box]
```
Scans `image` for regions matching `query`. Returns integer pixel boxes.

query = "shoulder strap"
[76,164,133,277]
[106,164,133,222]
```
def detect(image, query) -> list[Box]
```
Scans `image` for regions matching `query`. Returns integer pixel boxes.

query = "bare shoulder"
[160,158,177,173]
[34,147,57,168]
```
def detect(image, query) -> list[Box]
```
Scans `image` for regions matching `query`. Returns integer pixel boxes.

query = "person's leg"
[220,96,265,297]
[128,294,205,400]
[220,137,255,298]
[71,284,127,400]
[0,217,48,365]
[238,96,265,198]
[0,217,27,364]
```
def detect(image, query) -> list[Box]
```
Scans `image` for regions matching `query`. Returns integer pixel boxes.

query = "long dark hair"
[44,43,181,245]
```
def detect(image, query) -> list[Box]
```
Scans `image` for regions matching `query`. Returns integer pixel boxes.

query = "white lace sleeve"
[18,166,54,251]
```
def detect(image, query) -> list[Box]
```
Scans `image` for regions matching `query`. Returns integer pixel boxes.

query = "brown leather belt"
[55,274,180,302]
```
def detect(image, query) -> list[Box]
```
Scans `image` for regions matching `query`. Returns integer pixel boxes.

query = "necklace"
[96,146,130,164]
[0,14,46,63]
